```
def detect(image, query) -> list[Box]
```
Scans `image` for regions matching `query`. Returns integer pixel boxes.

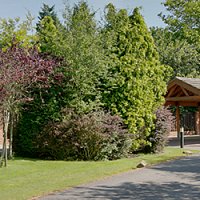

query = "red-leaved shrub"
[36,109,131,160]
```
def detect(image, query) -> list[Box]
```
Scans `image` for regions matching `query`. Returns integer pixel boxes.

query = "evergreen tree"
[36,3,63,53]
[38,1,106,112]
[37,16,59,52]
[36,4,60,34]
[102,5,168,149]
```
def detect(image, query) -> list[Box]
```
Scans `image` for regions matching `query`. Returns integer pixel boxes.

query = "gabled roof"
[165,77,200,106]
[168,77,200,92]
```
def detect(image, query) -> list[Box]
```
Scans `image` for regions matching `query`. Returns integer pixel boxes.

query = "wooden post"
[176,105,180,138]
[195,110,200,135]
[199,106,200,135]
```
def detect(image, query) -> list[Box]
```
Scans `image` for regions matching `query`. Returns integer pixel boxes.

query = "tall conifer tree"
[36,4,59,32]
[102,5,167,148]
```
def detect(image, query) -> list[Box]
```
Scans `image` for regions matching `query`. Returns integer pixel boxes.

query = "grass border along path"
[0,147,199,200]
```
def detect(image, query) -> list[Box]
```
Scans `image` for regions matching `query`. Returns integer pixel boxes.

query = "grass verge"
[0,147,199,200]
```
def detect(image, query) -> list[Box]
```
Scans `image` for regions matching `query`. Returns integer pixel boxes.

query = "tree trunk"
[0,110,10,167]
[9,113,14,159]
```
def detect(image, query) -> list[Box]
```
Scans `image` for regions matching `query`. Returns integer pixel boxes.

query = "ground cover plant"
[0,147,198,200]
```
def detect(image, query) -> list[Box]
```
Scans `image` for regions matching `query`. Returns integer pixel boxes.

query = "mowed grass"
[0,147,199,200]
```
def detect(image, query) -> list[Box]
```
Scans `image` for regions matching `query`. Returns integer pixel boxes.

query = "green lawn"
[0,147,199,200]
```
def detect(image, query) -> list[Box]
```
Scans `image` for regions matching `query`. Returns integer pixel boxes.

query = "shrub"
[146,106,175,153]
[36,109,131,160]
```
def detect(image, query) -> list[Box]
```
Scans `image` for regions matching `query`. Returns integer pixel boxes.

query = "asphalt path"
[168,135,200,150]
[40,153,200,200]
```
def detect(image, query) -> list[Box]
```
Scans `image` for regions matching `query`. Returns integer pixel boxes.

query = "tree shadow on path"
[46,181,200,200]
[41,155,200,200]
[152,155,200,182]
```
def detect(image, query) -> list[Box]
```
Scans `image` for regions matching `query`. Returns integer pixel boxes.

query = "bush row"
[14,106,174,160]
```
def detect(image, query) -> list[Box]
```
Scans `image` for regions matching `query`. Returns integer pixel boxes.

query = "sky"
[0,0,167,28]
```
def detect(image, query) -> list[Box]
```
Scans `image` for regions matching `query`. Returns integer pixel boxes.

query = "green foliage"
[0,14,37,49]
[13,62,70,157]
[15,2,107,158]
[102,5,168,146]
[153,0,200,78]
[160,0,200,51]
[37,16,59,52]
[36,4,63,53]
[7,1,182,160]
[38,1,107,112]
[35,109,131,160]
[36,4,60,33]
[151,27,200,78]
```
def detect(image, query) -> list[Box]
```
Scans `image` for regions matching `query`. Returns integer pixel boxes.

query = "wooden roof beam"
[166,96,200,102]
[168,79,200,96]
[164,101,198,107]
[166,85,177,97]
[181,86,189,96]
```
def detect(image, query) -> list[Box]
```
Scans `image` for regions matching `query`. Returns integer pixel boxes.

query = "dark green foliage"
[14,95,63,157]
[38,1,107,112]
[151,27,200,78]
[36,4,60,32]
[153,0,200,78]
[36,109,131,160]
[102,5,168,149]
[145,107,175,153]
[13,61,70,157]
[159,0,200,51]
[15,2,107,158]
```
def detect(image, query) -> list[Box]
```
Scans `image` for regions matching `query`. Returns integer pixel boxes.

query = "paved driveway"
[168,135,200,150]
[40,153,200,200]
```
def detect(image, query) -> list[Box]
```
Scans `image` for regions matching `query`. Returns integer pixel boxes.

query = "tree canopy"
[151,0,200,78]
[151,27,200,78]
[38,1,107,112]
[36,4,60,33]
[159,0,200,51]
[0,15,37,49]
[101,5,168,149]
[0,1,184,161]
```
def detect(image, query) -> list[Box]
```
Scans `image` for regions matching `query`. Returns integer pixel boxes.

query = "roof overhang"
[165,77,200,107]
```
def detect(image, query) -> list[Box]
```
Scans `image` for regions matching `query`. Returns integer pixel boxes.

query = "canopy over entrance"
[165,77,200,135]
[165,77,200,107]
